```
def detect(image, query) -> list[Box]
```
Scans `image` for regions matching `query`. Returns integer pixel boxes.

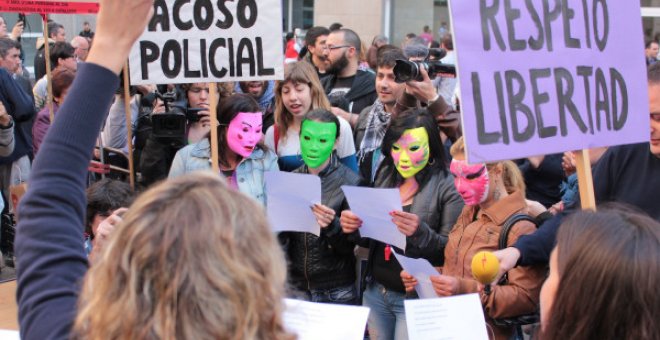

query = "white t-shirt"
[264,116,357,172]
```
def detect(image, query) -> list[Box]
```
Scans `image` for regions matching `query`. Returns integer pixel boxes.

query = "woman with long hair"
[265,61,358,172]
[279,108,364,305]
[16,2,293,338]
[401,137,547,340]
[169,93,278,205]
[539,208,660,340]
[340,109,464,339]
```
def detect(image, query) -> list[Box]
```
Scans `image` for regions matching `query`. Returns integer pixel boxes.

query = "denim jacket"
[168,138,279,205]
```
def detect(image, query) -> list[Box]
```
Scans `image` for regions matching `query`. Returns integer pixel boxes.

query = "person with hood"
[234,80,276,133]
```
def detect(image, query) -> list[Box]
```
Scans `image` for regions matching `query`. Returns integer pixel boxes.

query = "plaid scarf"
[357,100,390,163]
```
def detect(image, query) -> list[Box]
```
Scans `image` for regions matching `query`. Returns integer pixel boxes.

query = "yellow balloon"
[471,251,500,284]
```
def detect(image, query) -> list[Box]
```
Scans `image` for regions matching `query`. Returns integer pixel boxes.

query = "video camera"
[145,92,204,139]
[393,47,456,83]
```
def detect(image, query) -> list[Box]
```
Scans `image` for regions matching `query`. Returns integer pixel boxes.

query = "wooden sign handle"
[122,62,135,190]
[209,83,219,173]
[43,15,54,123]
[575,149,597,211]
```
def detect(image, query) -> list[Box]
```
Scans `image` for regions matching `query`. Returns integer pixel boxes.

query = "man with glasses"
[71,36,90,62]
[321,28,376,132]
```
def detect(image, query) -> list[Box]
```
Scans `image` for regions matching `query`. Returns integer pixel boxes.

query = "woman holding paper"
[401,137,546,340]
[340,110,463,340]
[279,108,365,304]
[15,1,294,339]
[169,93,278,205]
[265,61,358,172]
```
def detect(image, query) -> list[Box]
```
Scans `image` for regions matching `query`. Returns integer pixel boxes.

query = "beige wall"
[314,0,384,48]
[391,0,434,46]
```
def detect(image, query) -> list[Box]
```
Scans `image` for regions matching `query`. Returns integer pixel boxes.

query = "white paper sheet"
[265,171,322,236]
[341,186,406,249]
[284,299,370,340]
[405,294,489,340]
[0,330,20,340]
[392,251,440,299]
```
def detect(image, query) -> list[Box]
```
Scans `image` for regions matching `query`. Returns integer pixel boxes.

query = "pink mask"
[450,159,490,206]
[226,112,263,157]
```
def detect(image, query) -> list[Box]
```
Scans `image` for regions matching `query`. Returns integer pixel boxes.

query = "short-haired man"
[33,42,77,111]
[79,21,94,39]
[646,40,659,66]
[302,26,330,79]
[322,28,377,131]
[354,46,461,181]
[34,22,66,80]
[71,36,90,62]
[590,63,660,220]
[0,37,36,211]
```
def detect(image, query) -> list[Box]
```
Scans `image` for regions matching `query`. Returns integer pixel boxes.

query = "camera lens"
[393,59,419,83]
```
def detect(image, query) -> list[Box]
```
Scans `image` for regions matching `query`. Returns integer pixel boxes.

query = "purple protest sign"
[450,0,649,163]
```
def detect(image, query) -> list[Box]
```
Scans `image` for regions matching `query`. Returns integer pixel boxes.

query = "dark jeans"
[301,283,358,305]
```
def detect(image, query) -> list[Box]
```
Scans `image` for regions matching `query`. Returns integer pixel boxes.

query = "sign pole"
[575,149,597,211]
[42,14,55,123]
[209,83,220,173]
[122,62,135,190]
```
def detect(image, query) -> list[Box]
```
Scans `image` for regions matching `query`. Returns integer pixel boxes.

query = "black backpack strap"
[498,214,538,250]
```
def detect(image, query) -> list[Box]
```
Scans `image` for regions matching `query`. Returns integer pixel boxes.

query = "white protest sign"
[129,0,284,85]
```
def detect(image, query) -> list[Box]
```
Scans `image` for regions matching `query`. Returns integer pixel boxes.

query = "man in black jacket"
[322,28,376,132]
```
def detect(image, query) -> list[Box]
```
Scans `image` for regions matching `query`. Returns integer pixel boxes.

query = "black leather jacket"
[354,168,464,268]
[281,155,366,291]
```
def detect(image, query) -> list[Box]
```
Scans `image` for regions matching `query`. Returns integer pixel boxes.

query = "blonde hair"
[450,137,525,194]
[274,61,331,143]
[74,173,294,340]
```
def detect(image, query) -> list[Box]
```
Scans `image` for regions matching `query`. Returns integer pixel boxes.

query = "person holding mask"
[538,208,660,340]
[401,137,546,340]
[169,93,277,205]
[279,108,364,304]
[340,110,463,340]
[265,61,357,172]
[15,1,294,338]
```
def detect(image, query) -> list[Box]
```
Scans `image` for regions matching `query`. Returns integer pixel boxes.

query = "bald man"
[71,36,89,62]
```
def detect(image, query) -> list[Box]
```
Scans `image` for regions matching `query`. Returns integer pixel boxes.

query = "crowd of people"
[0,1,658,339]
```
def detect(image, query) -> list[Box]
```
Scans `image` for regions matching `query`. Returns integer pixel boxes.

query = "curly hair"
[74,173,294,340]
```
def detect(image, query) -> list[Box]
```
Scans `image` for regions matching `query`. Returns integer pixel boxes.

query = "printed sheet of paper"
[266,171,321,236]
[392,251,439,299]
[405,294,488,340]
[0,330,20,340]
[341,186,405,250]
[284,299,370,340]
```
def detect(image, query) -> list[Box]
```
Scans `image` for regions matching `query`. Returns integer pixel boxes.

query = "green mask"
[300,120,337,169]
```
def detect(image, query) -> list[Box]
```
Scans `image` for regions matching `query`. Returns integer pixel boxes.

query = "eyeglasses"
[325,45,351,51]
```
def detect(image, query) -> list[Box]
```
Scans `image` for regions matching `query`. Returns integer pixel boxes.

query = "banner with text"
[0,0,99,14]
[450,0,649,163]
[128,0,284,85]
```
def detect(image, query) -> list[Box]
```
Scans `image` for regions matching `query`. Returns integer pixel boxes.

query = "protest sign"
[0,0,99,14]
[128,0,284,85]
[450,0,649,163]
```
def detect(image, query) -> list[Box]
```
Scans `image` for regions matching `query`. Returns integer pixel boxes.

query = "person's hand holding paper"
[340,186,406,250]
[266,171,322,236]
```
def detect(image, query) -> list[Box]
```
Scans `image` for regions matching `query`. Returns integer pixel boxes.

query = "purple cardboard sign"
[450,0,649,163]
